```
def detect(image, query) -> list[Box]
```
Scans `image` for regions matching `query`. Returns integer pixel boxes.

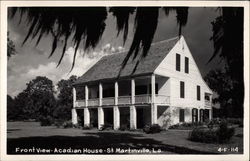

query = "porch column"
[209,108,213,120]
[113,106,120,130]
[131,79,135,104]
[99,83,103,106]
[84,108,90,127]
[130,79,136,129]
[113,81,120,130]
[115,81,118,105]
[197,108,200,122]
[85,85,88,107]
[73,87,76,108]
[71,108,78,125]
[130,106,136,129]
[98,107,104,129]
[151,74,157,124]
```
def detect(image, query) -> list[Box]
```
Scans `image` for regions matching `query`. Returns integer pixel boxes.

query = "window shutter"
[176,54,181,71]
[185,57,189,73]
[180,81,185,98]
[197,85,201,100]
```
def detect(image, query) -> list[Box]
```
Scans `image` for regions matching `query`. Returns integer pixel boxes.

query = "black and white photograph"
[1,1,249,161]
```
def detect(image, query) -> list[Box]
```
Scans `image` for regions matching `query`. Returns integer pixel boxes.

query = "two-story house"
[72,36,213,130]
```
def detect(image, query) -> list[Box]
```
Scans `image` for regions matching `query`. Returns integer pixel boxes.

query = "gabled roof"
[74,36,179,85]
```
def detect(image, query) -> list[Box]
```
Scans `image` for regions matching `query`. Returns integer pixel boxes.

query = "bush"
[189,127,217,143]
[54,119,64,128]
[62,120,73,128]
[226,118,243,127]
[169,122,206,130]
[82,125,92,130]
[189,121,235,143]
[143,124,161,134]
[216,121,235,143]
[119,124,129,131]
[39,116,54,126]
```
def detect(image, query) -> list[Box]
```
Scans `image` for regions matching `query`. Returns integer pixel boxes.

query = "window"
[179,109,185,122]
[176,54,181,71]
[197,85,201,100]
[185,57,189,73]
[180,81,185,98]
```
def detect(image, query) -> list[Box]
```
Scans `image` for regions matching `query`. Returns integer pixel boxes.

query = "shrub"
[54,119,64,128]
[119,124,129,131]
[189,127,217,143]
[62,120,73,128]
[143,125,150,133]
[169,122,206,130]
[189,121,235,143]
[39,116,54,126]
[226,118,243,126]
[143,124,161,134]
[82,125,91,130]
[216,120,235,143]
[99,124,113,131]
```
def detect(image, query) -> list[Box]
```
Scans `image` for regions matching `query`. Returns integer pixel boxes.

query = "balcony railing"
[135,94,151,104]
[205,100,212,107]
[88,98,99,106]
[75,99,85,107]
[118,96,131,105]
[75,94,170,107]
[103,97,115,106]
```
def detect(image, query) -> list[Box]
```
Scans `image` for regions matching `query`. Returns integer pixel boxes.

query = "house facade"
[72,36,213,130]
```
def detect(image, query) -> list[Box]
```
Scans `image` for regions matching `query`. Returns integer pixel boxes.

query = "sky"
[7,7,222,97]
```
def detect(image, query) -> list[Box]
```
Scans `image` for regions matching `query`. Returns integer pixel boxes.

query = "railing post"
[85,85,88,107]
[99,83,103,106]
[131,79,135,104]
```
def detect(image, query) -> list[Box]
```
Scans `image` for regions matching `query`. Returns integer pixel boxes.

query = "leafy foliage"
[53,75,77,120]
[143,124,161,134]
[7,95,22,121]
[9,7,188,71]
[13,76,56,120]
[207,8,244,118]
[189,120,235,143]
[205,69,243,118]
[7,31,17,59]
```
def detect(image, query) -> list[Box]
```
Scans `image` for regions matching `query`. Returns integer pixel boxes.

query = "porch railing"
[102,97,115,106]
[75,99,85,107]
[135,94,152,104]
[118,96,131,105]
[88,98,99,106]
[205,100,212,107]
[75,94,171,106]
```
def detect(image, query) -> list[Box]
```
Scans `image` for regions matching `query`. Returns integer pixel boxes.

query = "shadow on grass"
[7,132,217,154]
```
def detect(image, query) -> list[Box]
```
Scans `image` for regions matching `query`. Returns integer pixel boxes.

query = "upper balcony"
[75,94,170,107]
[73,74,172,108]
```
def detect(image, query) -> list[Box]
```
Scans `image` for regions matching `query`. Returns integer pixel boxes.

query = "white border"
[0,1,249,161]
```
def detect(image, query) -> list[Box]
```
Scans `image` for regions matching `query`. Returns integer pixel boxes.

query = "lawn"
[7,122,243,154]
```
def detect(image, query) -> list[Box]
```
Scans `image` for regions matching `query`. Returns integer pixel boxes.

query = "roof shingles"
[74,37,179,85]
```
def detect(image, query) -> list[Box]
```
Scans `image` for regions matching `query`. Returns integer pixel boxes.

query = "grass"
[7,121,243,154]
